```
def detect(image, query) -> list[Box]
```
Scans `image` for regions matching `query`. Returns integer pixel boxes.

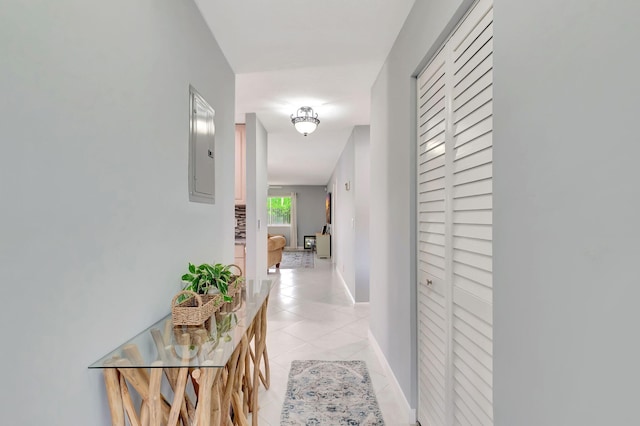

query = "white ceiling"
[194,0,415,185]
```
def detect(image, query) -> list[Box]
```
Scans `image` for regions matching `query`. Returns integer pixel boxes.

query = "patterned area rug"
[279,250,315,269]
[281,360,385,425]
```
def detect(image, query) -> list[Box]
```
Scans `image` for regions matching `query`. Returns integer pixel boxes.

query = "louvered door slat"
[453,57,492,100]
[453,193,492,211]
[453,262,492,289]
[421,142,446,163]
[422,153,447,174]
[453,273,492,301]
[452,179,491,198]
[454,348,493,399]
[453,114,492,147]
[454,85,492,125]
[420,242,446,259]
[421,133,447,154]
[453,400,476,426]
[453,289,492,327]
[454,331,493,372]
[453,369,492,425]
[420,199,446,213]
[454,37,493,89]
[453,236,492,256]
[420,91,446,124]
[453,147,492,174]
[452,8,494,70]
[453,249,492,272]
[454,131,492,159]
[419,168,446,186]
[454,69,492,113]
[453,223,492,240]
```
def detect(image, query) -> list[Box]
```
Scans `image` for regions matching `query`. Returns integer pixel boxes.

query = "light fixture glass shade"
[294,120,318,135]
[291,106,320,136]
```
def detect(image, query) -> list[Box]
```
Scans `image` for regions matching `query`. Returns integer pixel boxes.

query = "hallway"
[253,257,407,425]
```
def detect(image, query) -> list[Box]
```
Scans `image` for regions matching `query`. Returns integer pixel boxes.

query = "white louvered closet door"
[417,0,493,424]
[417,47,449,426]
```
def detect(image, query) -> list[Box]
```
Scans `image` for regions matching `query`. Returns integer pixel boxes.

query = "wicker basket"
[226,264,245,310]
[171,290,223,326]
[228,263,243,279]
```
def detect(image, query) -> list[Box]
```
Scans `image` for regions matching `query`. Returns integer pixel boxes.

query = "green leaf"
[188,263,196,273]
[181,273,195,282]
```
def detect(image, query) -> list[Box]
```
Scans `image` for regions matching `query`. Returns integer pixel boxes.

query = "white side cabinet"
[315,233,330,258]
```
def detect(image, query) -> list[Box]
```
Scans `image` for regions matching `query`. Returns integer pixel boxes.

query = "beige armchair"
[267,234,286,269]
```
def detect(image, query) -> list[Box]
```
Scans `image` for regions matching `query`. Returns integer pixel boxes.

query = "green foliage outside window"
[267,197,291,225]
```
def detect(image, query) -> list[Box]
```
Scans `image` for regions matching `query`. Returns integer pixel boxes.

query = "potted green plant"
[181,262,237,302]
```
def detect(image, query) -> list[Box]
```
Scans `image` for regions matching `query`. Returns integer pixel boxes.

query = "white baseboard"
[335,267,355,305]
[368,330,416,424]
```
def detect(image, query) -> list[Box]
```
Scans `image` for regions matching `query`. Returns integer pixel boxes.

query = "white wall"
[0,1,235,424]
[266,224,291,245]
[329,134,356,298]
[354,126,371,302]
[369,0,473,410]
[245,113,269,281]
[493,1,640,424]
[328,126,371,303]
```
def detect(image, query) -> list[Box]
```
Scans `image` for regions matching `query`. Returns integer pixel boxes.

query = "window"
[267,196,291,225]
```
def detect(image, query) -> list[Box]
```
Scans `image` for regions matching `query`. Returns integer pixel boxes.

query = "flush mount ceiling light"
[291,106,320,136]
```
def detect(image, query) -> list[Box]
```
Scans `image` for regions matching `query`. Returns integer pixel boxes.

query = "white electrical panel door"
[189,86,215,204]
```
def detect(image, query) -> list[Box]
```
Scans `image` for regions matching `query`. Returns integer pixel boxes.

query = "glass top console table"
[89,279,272,426]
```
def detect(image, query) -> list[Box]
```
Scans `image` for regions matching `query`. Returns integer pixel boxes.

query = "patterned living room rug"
[279,250,314,269]
[281,360,385,425]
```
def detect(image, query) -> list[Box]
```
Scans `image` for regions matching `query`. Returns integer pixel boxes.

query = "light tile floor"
[251,256,408,425]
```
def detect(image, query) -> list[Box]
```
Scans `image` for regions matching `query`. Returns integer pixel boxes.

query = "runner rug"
[279,250,315,269]
[281,360,385,425]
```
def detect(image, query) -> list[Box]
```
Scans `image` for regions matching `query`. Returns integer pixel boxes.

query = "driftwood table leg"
[232,334,250,426]
[222,343,242,425]
[194,361,216,426]
[150,328,195,424]
[115,358,171,425]
[148,361,163,426]
[210,372,223,426]
[191,368,201,396]
[103,368,125,426]
[250,299,271,425]
[243,346,251,418]
[251,342,262,424]
[119,375,141,426]
[251,318,262,424]
[244,322,255,412]
[259,302,271,389]
[140,402,149,426]
[166,367,189,426]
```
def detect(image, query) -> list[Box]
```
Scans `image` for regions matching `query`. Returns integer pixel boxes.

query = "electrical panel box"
[188,85,215,204]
